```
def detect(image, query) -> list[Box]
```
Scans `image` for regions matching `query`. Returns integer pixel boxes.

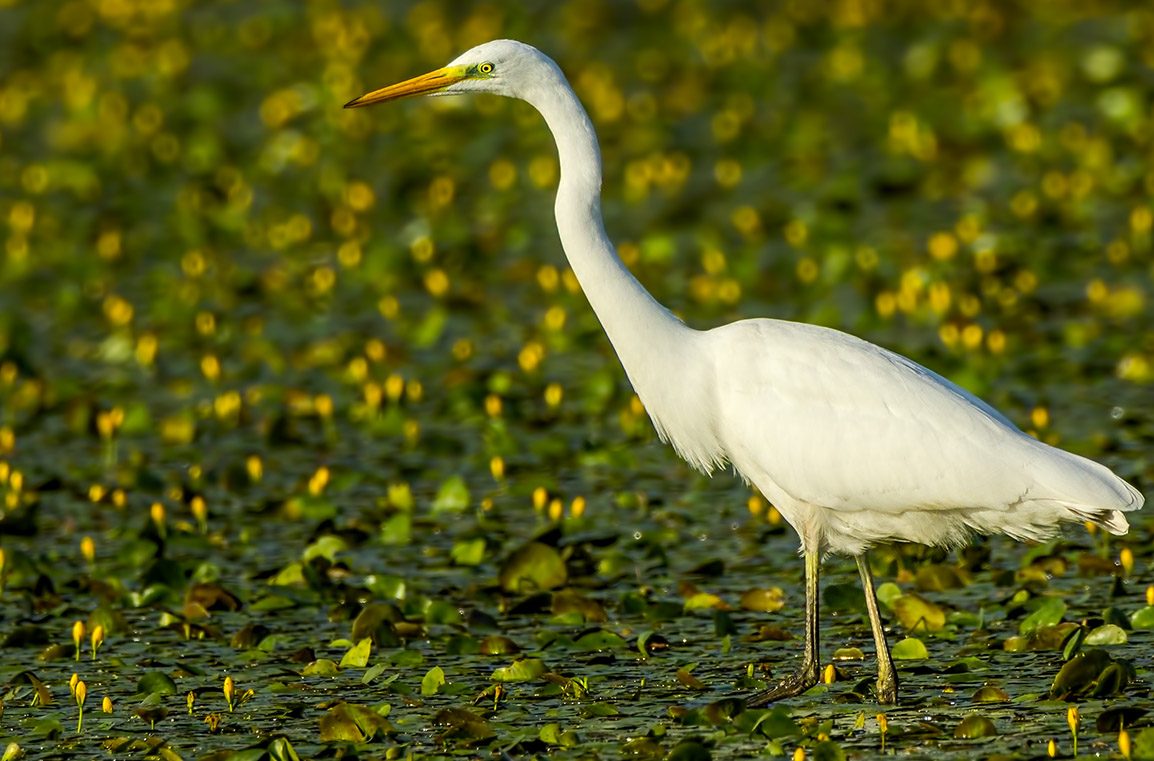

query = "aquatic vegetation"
[0,0,1150,758]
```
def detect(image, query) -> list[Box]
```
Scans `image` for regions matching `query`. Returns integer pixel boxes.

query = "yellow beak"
[344,66,467,108]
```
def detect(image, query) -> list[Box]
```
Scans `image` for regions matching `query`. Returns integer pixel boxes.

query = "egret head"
[345,40,558,108]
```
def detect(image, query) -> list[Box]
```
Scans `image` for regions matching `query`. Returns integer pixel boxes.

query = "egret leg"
[746,550,820,707]
[856,552,898,704]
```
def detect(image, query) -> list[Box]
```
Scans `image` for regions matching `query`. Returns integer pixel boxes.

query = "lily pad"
[892,594,946,633]
[339,638,372,668]
[954,715,998,738]
[891,637,929,660]
[1050,648,1131,699]
[740,587,786,612]
[498,542,567,593]
[1019,596,1067,634]
[421,665,446,696]
[319,702,394,742]
[491,658,547,682]
[1085,623,1127,646]
[431,707,495,744]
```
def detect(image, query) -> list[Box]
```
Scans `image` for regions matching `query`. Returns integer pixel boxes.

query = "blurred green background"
[0,0,1151,757]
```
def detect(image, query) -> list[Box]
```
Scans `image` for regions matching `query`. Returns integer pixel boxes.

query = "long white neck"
[521,64,724,473]
[528,83,686,367]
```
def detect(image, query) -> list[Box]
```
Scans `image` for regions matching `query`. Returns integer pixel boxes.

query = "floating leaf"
[432,475,470,513]
[621,737,663,757]
[676,668,707,690]
[421,666,445,696]
[539,722,579,747]
[914,564,965,592]
[684,591,727,610]
[637,631,670,656]
[380,513,411,546]
[230,623,271,649]
[1092,662,1129,698]
[1050,649,1127,699]
[812,740,848,761]
[737,705,802,739]
[875,582,903,610]
[581,702,620,717]
[1098,707,1149,733]
[665,740,711,761]
[892,594,945,633]
[339,638,371,668]
[1132,728,1154,761]
[954,715,998,738]
[491,658,547,682]
[553,590,608,622]
[185,582,242,612]
[2,626,49,648]
[1130,606,1154,630]
[268,736,302,761]
[479,635,520,655]
[574,629,628,651]
[8,671,51,706]
[135,671,178,698]
[431,707,494,743]
[301,659,341,676]
[1085,624,1127,646]
[319,702,393,743]
[891,637,929,660]
[451,537,486,566]
[351,604,401,646]
[740,587,786,612]
[498,542,567,593]
[971,686,1010,703]
[1019,596,1067,634]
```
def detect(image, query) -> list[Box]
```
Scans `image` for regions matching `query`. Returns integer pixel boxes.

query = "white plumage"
[347,39,1144,705]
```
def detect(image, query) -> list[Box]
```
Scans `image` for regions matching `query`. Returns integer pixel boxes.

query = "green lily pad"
[421,665,446,696]
[339,638,371,668]
[971,686,1010,703]
[914,564,965,592]
[737,705,802,739]
[301,659,341,676]
[431,707,495,743]
[491,658,547,682]
[891,637,929,660]
[1085,623,1127,646]
[875,582,903,610]
[574,629,628,651]
[1050,648,1128,699]
[432,475,470,513]
[1130,606,1154,629]
[1019,596,1067,634]
[351,603,402,646]
[954,715,998,738]
[451,537,487,565]
[741,587,786,612]
[479,635,521,655]
[319,702,394,742]
[498,542,567,593]
[892,594,946,632]
[665,740,711,761]
[553,589,608,622]
[135,671,178,698]
[812,740,848,761]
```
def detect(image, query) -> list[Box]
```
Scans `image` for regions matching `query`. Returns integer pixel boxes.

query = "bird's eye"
[479,62,494,75]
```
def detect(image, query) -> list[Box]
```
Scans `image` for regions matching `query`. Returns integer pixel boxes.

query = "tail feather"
[1072,507,1131,536]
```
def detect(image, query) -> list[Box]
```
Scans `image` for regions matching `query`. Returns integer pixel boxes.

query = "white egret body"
[347,40,1144,704]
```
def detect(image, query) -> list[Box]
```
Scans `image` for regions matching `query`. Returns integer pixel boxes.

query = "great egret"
[346,40,1144,705]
